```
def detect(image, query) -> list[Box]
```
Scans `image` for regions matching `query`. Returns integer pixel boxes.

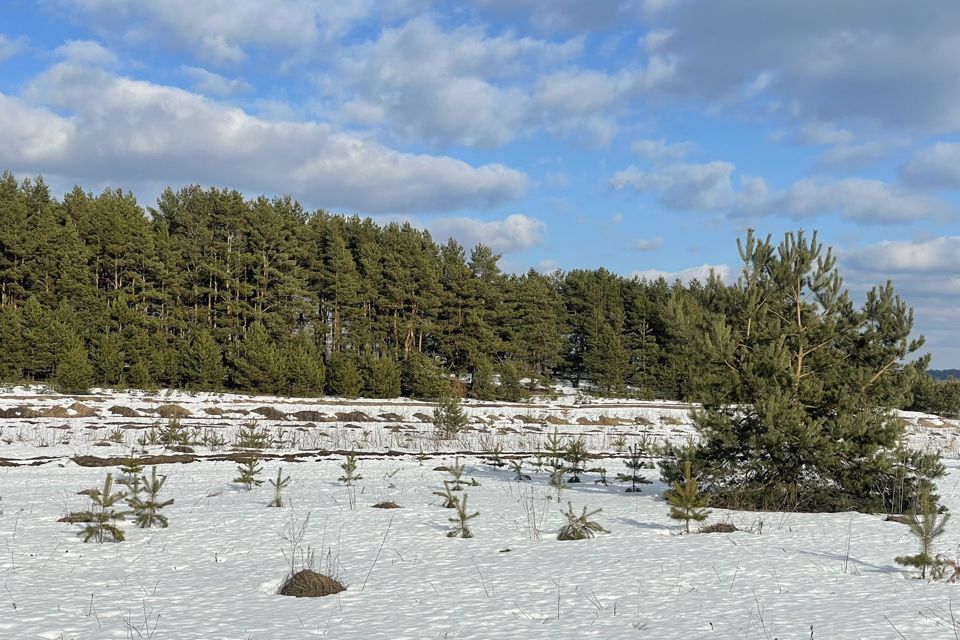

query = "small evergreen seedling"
[617,443,651,493]
[234,456,264,491]
[118,455,145,501]
[446,457,467,491]
[895,487,950,579]
[665,461,710,533]
[509,459,530,482]
[269,467,292,507]
[433,392,468,439]
[489,442,505,467]
[447,493,479,538]
[236,420,270,449]
[564,436,590,483]
[79,473,126,543]
[557,502,608,541]
[433,480,459,508]
[129,467,174,528]
[338,453,362,486]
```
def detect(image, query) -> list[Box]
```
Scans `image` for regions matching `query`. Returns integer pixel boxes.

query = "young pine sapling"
[665,461,710,533]
[564,436,590,483]
[557,502,608,541]
[234,456,264,491]
[129,466,174,528]
[338,453,362,486]
[617,443,651,493]
[447,493,479,538]
[433,481,459,508]
[895,487,950,579]
[269,467,292,507]
[509,459,531,482]
[79,473,126,543]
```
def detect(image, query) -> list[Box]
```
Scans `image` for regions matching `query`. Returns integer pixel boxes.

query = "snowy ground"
[2,387,960,639]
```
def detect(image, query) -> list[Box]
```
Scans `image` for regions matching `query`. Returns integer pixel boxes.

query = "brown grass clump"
[109,405,141,417]
[336,411,371,422]
[253,406,288,421]
[155,404,190,419]
[58,511,96,523]
[372,501,401,509]
[278,570,345,598]
[700,522,738,534]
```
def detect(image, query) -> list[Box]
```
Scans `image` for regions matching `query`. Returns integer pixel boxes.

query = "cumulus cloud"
[631,138,698,161]
[428,214,547,254]
[0,34,28,61]
[0,61,526,213]
[630,263,731,284]
[181,66,253,97]
[843,236,960,368]
[648,0,960,132]
[612,160,954,223]
[629,237,663,251]
[55,39,118,66]
[60,0,375,64]
[470,0,667,32]
[899,142,960,189]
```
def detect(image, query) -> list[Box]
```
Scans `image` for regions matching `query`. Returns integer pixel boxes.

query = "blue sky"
[1,1,959,366]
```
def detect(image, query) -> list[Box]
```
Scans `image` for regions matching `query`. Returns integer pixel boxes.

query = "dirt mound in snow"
[336,411,371,422]
[372,501,401,509]
[68,402,98,417]
[73,453,196,467]
[204,407,226,416]
[42,406,72,418]
[253,406,287,421]
[155,404,191,419]
[109,405,141,417]
[413,412,433,423]
[378,412,404,422]
[277,570,345,598]
[544,415,567,425]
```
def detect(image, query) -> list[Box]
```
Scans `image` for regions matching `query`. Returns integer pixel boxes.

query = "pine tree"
[617,443,651,492]
[283,335,325,397]
[182,329,225,390]
[433,392,468,439]
[268,467,292,507]
[326,351,362,397]
[231,322,285,393]
[665,461,710,533]
[557,503,608,540]
[53,334,95,394]
[563,437,590,483]
[338,453,362,486]
[234,457,264,491]
[446,493,479,538]
[661,230,943,512]
[362,354,401,398]
[895,488,949,579]
[79,473,126,543]
[129,467,174,528]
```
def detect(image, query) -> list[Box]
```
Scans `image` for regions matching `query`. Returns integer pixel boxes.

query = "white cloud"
[629,237,663,251]
[630,263,730,284]
[61,0,375,64]
[181,66,253,97]
[612,160,954,224]
[900,142,960,189]
[0,34,28,61]
[631,137,698,161]
[54,39,117,66]
[648,0,960,133]
[339,16,582,148]
[843,236,960,368]
[428,214,546,254]
[0,62,526,213]
[471,0,667,32]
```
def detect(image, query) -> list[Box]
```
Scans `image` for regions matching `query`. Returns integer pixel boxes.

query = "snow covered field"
[2,387,960,639]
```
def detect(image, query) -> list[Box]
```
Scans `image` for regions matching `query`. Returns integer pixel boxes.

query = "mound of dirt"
[155,404,190,419]
[576,417,595,425]
[372,501,401,509]
[253,406,288,421]
[378,412,404,422]
[109,405,141,417]
[72,453,196,467]
[58,511,96,523]
[0,408,21,418]
[277,570,345,598]
[68,403,98,417]
[292,410,328,422]
[335,411,371,422]
[633,416,654,426]
[544,415,567,425]
[42,406,72,418]
[413,412,433,423]
[597,415,626,426]
[204,407,225,416]
[514,414,539,424]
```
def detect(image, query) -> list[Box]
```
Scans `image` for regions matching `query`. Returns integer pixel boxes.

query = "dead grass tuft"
[277,570,345,598]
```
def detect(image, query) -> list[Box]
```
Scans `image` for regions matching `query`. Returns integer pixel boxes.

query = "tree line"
[0,172,952,413]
